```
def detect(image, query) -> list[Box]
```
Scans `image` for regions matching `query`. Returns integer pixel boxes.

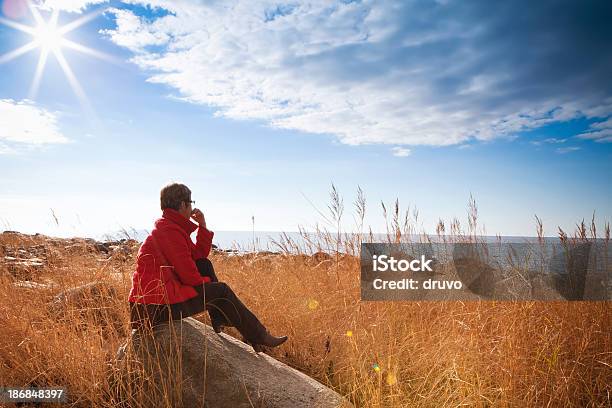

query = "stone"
[2,255,45,279]
[51,281,117,307]
[47,282,125,337]
[13,280,56,290]
[311,251,333,263]
[114,317,352,408]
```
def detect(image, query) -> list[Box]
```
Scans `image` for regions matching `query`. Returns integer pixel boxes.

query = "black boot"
[247,332,288,352]
[212,321,225,334]
[212,316,230,334]
[259,332,288,347]
[210,309,229,334]
[212,322,224,334]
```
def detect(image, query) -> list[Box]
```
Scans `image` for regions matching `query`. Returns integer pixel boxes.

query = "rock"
[4,256,45,266]
[13,280,56,290]
[48,282,125,337]
[311,251,333,263]
[94,242,111,254]
[114,318,352,408]
[257,250,281,256]
[63,242,95,255]
[93,239,140,255]
[2,255,45,279]
[51,281,117,307]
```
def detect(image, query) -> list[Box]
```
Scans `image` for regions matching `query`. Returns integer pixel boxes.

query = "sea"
[102,228,567,253]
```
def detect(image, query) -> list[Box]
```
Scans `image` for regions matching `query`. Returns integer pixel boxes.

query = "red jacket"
[128,208,214,305]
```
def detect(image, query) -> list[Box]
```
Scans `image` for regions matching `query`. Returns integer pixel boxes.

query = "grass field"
[0,194,610,407]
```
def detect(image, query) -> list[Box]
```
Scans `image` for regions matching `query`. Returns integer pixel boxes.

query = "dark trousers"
[130,258,267,343]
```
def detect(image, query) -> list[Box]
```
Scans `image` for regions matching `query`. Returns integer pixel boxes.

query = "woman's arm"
[193,227,214,259]
[190,208,214,259]
[157,228,211,286]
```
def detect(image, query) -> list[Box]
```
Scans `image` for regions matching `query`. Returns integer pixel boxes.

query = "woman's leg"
[195,258,220,282]
[129,301,172,332]
[131,286,282,348]
[194,258,229,326]
[202,282,267,343]
[171,282,267,344]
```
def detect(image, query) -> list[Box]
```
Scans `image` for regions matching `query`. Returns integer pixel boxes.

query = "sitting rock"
[113,318,352,408]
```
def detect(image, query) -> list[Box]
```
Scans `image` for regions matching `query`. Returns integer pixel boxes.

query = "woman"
[128,182,287,351]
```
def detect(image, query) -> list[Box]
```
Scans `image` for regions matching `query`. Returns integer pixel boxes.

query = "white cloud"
[0,99,69,152]
[40,0,108,13]
[391,147,411,157]
[555,146,580,154]
[91,1,612,147]
[576,118,612,143]
[543,138,566,144]
[100,8,171,51]
[530,137,567,146]
[590,118,612,129]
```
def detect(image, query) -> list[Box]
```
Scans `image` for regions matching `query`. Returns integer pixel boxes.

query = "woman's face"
[178,199,192,219]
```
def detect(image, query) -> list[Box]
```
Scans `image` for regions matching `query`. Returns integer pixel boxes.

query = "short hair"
[160,183,191,211]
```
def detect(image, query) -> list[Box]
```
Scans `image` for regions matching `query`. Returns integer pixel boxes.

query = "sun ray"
[59,8,106,35]
[28,48,50,100]
[53,48,91,111]
[0,16,35,34]
[49,8,59,29]
[1,5,111,110]
[27,0,45,27]
[61,39,120,65]
[0,41,38,64]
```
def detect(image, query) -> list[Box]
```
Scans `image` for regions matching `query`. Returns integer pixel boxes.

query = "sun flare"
[0,4,111,105]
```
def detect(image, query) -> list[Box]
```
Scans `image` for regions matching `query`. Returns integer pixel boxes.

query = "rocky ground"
[0,230,337,288]
[0,230,140,281]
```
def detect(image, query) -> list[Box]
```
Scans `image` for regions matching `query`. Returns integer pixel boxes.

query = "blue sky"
[0,0,611,239]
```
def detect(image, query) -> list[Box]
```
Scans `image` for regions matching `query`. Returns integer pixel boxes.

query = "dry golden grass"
[0,193,610,407]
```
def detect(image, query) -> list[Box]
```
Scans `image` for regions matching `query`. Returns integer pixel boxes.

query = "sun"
[33,17,64,52]
[0,3,112,104]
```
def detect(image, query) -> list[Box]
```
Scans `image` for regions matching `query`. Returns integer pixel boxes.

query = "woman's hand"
[190,208,206,228]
